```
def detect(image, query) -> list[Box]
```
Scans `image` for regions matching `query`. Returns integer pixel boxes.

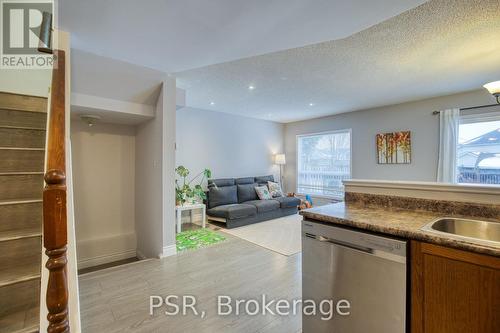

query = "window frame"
[295,129,353,199]
[457,111,500,186]
[460,110,500,125]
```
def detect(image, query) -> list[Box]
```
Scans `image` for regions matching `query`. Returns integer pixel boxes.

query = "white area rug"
[222,214,302,256]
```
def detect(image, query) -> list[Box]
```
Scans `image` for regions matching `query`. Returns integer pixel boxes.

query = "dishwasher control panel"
[302,219,407,257]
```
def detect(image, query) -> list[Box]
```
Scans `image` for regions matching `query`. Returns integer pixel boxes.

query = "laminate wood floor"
[79,233,302,333]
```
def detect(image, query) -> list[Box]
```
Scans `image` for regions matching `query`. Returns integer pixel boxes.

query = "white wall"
[135,93,164,259]
[162,77,177,256]
[284,89,498,193]
[0,69,51,97]
[71,120,137,268]
[135,77,177,259]
[176,107,285,182]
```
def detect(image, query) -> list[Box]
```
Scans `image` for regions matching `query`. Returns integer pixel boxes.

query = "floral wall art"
[376,131,411,164]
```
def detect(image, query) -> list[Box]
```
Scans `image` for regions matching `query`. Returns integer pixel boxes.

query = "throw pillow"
[255,185,272,200]
[207,185,238,208]
[267,181,284,198]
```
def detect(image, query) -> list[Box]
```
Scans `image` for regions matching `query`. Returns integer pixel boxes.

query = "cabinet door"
[411,241,500,333]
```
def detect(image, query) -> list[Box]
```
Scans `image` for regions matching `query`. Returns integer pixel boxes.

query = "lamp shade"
[484,81,500,96]
[275,154,286,165]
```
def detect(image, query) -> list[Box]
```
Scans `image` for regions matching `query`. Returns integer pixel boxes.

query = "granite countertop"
[300,202,500,257]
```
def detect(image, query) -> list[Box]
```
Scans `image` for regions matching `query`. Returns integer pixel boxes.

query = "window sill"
[296,192,344,201]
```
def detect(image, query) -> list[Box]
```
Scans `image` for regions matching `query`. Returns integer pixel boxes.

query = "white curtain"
[437,108,460,183]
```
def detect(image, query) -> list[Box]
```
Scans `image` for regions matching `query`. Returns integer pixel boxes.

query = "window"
[297,130,351,198]
[457,112,500,185]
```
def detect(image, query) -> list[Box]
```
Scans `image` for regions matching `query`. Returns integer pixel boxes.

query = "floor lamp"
[275,154,286,190]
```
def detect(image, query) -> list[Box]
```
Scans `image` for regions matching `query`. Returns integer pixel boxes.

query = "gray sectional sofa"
[205,175,301,228]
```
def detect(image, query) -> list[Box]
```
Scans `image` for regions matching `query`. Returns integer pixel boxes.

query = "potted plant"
[175,166,212,206]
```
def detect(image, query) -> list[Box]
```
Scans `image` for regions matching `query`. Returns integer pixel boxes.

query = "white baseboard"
[77,249,137,269]
[160,244,177,258]
[76,232,137,269]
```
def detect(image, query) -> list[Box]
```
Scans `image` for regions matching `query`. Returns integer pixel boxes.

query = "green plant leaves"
[175,166,212,204]
[193,184,206,200]
[175,165,189,177]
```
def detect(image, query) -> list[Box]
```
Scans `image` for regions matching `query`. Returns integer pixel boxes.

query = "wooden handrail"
[43,49,70,333]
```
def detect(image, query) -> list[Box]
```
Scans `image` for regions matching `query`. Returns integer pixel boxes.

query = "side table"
[175,203,206,233]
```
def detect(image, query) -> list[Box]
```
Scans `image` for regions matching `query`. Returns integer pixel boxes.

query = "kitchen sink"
[421,218,500,245]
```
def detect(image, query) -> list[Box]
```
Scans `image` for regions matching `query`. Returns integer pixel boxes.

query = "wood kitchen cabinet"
[411,241,500,333]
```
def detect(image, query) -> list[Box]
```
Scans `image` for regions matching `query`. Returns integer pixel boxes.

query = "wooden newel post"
[43,50,70,333]
[43,170,68,333]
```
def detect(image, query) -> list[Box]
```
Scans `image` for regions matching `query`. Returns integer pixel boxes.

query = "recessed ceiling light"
[210,101,215,105]
[248,85,256,90]
[309,103,315,107]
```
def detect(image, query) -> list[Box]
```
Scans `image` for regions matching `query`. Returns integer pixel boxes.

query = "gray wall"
[176,107,284,183]
[284,89,498,193]
[71,120,136,267]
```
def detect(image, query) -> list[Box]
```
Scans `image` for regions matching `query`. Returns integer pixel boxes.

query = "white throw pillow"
[255,185,272,200]
[267,181,284,198]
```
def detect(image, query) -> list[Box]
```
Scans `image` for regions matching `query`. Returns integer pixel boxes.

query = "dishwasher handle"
[316,235,374,254]
[305,233,406,264]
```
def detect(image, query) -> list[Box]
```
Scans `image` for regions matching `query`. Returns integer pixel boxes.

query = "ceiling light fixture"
[309,103,315,107]
[80,115,101,127]
[210,101,215,105]
[248,85,255,90]
[483,81,500,104]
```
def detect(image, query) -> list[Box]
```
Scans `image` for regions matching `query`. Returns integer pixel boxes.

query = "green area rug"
[176,229,226,252]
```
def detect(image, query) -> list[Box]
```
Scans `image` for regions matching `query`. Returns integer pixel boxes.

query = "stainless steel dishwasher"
[302,219,407,333]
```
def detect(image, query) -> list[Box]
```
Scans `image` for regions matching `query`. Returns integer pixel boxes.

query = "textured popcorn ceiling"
[60,0,426,72]
[176,0,500,123]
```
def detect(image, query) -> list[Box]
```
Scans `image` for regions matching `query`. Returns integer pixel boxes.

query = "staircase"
[0,92,48,333]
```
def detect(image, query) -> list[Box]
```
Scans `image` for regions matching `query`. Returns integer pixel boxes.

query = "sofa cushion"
[274,196,301,208]
[208,178,235,187]
[267,181,284,198]
[235,177,255,185]
[243,200,280,213]
[255,185,272,200]
[207,204,257,219]
[255,175,274,185]
[237,183,258,203]
[207,185,237,208]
